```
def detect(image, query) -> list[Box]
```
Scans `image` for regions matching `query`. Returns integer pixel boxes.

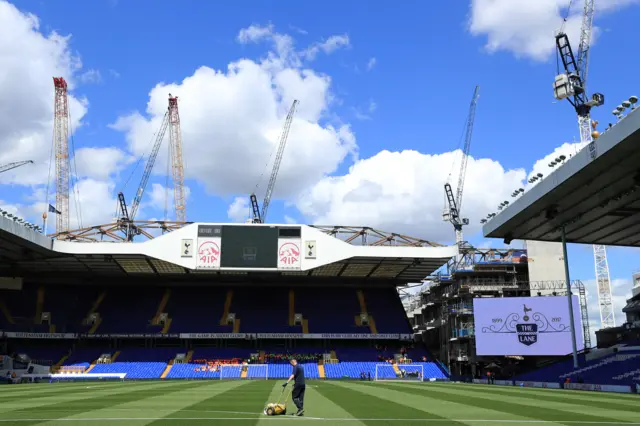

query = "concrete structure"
[0,216,457,286]
[482,106,640,246]
[402,247,591,376]
[525,241,565,295]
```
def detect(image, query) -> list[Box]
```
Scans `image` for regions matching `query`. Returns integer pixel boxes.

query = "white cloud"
[227,197,251,222]
[366,57,377,71]
[237,24,275,44]
[296,149,526,243]
[303,34,350,60]
[582,277,634,345]
[74,147,132,181]
[468,0,640,61]
[78,69,102,84]
[0,0,88,186]
[112,30,357,212]
[284,215,297,224]
[528,140,587,182]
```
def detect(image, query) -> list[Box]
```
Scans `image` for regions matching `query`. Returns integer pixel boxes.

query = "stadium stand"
[2,282,447,381]
[516,350,640,386]
[1,285,414,335]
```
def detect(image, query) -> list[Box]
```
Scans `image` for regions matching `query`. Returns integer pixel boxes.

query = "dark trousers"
[292,385,306,410]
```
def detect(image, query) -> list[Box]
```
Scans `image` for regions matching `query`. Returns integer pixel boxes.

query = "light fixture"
[630,96,638,109]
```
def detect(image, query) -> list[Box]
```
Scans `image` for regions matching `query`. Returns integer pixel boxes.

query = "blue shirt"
[292,364,305,386]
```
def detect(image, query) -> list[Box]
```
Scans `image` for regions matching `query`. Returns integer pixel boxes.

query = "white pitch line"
[0,418,638,424]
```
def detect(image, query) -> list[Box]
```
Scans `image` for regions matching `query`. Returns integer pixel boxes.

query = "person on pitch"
[283,358,305,416]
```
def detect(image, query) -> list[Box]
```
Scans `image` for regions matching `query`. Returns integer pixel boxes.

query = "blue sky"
[1,0,639,331]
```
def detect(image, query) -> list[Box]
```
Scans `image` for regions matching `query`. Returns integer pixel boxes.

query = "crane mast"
[251,100,299,223]
[0,161,33,174]
[554,0,614,329]
[168,94,186,223]
[52,77,70,236]
[443,86,479,249]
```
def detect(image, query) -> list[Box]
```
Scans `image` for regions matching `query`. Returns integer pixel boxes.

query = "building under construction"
[403,242,591,377]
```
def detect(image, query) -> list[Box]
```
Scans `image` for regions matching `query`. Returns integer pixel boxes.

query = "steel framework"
[0,160,34,174]
[168,95,186,222]
[52,77,70,236]
[53,222,443,247]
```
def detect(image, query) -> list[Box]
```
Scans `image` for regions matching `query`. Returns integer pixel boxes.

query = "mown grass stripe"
[428,382,640,413]
[336,381,543,426]
[1,381,213,425]
[379,381,631,425]
[149,380,268,426]
[436,383,640,402]
[318,380,467,426]
[40,380,250,426]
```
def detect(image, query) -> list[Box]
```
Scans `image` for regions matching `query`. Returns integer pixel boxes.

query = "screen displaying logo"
[279,242,300,265]
[481,303,570,348]
[473,296,583,356]
[198,241,220,265]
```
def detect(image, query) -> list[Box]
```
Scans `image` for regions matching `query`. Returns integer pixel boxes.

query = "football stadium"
[2,1,640,424]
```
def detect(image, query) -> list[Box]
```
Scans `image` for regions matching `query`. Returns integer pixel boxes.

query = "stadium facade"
[403,243,590,377]
[0,217,457,381]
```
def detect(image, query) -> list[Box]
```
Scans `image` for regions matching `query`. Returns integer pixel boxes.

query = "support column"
[561,227,579,369]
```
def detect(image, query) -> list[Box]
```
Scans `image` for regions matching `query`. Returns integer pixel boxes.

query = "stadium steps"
[259,350,265,362]
[49,324,56,333]
[35,285,45,324]
[111,351,121,362]
[302,319,309,334]
[152,289,171,325]
[330,350,338,362]
[392,363,401,376]
[161,318,172,334]
[241,368,248,378]
[160,360,174,379]
[289,288,295,326]
[87,291,106,317]
[368,316,378,334]
[185,350,194,363]
[318,361,326,379]
[52,353,69,372]
[220,289,233,325]
[85,361,97,373]
[357,290,368,313]
[233,318,241,333]
[88,317,102,334]
[0,299,15,324]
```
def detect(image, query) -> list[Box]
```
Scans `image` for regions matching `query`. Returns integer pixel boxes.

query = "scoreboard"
[194,225,302,270]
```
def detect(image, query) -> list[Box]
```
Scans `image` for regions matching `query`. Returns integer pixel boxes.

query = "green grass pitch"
[0,380,638,425]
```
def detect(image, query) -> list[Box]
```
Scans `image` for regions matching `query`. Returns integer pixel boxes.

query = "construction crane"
[250,100,299,223]
[553,0,615,330]
[117,97,172,241]
[0,160,33,174]
[168,95,186,223]
[443,86,479,251]
[52,77,71,236]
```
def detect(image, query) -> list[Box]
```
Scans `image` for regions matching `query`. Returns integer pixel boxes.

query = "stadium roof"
[0,219,456,284]
[483,107,640,247]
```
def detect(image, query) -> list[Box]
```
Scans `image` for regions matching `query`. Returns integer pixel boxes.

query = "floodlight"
[537,173,543,178]
[623,101,631,109]
[519,188,524,192]
[630,96,638,107]
[504,201,509,205]
[559,155,566,161]
[480,219,487,224]
[618,105,625,112]
[613,109,620,116]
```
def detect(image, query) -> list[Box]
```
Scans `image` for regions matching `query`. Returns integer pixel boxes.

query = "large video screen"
[220,226,278,268]
[473,296,584,356]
